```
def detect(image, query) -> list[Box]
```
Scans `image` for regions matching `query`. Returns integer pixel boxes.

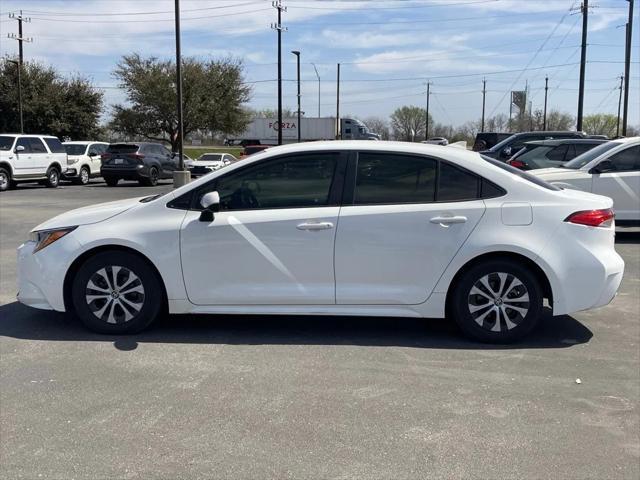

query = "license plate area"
[114,158,124,164]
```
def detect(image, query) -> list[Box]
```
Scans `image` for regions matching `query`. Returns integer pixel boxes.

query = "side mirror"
[591,160,614,174]
[199,191,220,222]
[14,145,25,153]
[88,151,97,157]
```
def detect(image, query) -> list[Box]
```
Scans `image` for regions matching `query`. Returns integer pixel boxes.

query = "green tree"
[390,105,432,141]
[110,54,251,151]
[0,58,103,139]
[582,114,618,137]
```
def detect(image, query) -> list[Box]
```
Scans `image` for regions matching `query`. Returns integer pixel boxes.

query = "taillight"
[133,153,145,163]
[565,209,614,227]
[101,153,111,161]
[508,159,526,169]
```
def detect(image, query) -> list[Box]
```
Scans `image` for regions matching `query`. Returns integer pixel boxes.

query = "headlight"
[29,227,77,253]
[67,158,78,165]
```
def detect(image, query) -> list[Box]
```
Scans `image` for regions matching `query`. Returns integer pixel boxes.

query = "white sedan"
[17,141,624,343]
[531,137,639,225]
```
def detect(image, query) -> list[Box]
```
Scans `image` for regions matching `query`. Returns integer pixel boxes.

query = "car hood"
[32,197,144,231]
[193,160,224,167]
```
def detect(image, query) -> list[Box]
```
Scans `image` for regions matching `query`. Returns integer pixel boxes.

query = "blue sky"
[1,0,638,127]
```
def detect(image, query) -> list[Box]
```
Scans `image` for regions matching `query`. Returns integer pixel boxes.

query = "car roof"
[524,138,607,146]
[63,141,108,145]
[2,133,58,138]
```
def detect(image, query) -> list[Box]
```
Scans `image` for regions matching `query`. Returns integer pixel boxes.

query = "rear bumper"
[101,164,149,180]
[539,225,625,315]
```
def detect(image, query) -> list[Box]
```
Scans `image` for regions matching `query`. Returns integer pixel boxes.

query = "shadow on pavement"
[0,302,592,352]
[615,231,640,244]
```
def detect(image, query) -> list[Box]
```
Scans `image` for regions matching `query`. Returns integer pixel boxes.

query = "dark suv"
[480,131,588,160]
[101,143,178,186]
[507,138,608,170]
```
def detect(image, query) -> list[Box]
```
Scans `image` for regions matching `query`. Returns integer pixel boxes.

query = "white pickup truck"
[0,134,68,191]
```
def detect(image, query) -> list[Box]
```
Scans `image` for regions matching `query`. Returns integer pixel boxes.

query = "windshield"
[64,144,88,156]
[562,141,621,169]
[481,155,561,190]
[199,154,223,161]
[0,135,16,151]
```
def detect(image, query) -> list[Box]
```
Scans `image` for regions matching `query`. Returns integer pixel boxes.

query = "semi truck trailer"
[228,117,380,145]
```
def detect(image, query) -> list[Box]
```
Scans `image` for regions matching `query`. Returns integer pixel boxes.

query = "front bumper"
[63,167,79,179]
[16,234,82,312]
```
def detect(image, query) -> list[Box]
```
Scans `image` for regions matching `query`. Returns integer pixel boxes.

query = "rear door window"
[29,138,48,153]
[354,153,436,205]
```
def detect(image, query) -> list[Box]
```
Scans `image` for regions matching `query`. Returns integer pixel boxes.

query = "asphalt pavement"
[1,180,639,479]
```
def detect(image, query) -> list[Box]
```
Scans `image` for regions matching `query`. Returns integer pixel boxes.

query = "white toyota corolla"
[17,141,624,343]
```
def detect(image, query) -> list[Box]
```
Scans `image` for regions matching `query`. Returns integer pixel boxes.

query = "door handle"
[296,221,334,231]
[430,215,467,226]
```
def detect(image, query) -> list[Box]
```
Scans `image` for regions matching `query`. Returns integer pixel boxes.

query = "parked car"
[100,142,178,186]
[0,134,67,191]
[62,141,109,185]
[480,131,588,160]
[241,145,269,157]
[530,137,640,226]
[507,139,608,170]
[422,137,449,146]
[472,132,512,151]
[188,152,237,177]
[17,141,624,343]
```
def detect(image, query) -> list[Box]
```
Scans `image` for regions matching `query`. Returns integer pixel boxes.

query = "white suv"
[62,141,109,185]
[0,134,68,191]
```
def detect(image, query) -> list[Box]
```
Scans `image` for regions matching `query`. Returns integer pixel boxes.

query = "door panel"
[592,145,640,220]
[334,201,485,304]
[29,138,50,173]
[13,137,34,175]
[180,207,339,305]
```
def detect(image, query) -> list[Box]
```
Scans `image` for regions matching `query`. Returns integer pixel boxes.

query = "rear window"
[64,144,88,156]
[199,154,223,161]
[44,137,66,153]
[107,144,139,153]
[482,156,561,191]
[0,135,16,151]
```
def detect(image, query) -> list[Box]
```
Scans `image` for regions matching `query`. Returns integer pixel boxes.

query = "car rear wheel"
[0,167,9,192]
[45,167,60,188]
[104,177,119,187]
[71,251,163,334]
[450,260,543,343]
[141,167,159,186]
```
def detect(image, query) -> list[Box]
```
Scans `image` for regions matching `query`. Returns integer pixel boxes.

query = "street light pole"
[292,50,301,143]
[311,62,320,118]
[173,0,190,188]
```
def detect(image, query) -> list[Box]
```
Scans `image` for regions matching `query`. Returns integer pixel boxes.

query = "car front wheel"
[71,251,164,334]
[450,260,543,343]
[76,166,90,185]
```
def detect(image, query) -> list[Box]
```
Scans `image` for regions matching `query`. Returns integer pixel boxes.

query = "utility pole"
[577,0,589,132]
[311,63,320,118]
[336,63,340,139]
[616,75,624,137]
[543,76,549,131]
[8,11,32,65]
[172,0,189,187]
[481,78,486,133]
[622,0,634,136]
[7,59,23,133]
[425,81,431,141]
[272,1,286,145]
[291,51,301,143]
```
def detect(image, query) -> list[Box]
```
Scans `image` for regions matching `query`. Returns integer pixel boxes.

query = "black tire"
[75,166,90,185]
[71,251,164,334]
[140,167,159,186]
[449,260,543,343]
[0,167,9,192]
[104,177,119,187]
[45,166,60,188]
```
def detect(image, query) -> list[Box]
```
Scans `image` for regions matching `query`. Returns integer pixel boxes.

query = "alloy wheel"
[80,168,89,184]
[467,272,530,332]
[0,172,7,190]
[85,266,145,324]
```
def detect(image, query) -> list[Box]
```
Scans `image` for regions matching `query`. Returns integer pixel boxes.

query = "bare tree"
[362,116,390,140]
